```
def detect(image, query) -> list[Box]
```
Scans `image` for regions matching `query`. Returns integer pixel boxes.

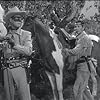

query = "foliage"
[1,0,99,37]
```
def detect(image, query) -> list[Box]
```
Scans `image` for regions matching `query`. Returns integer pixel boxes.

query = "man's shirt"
[64,31,93,71]
[3,28,32,59]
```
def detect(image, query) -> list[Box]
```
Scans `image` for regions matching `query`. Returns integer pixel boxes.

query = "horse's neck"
[49,29,63,49]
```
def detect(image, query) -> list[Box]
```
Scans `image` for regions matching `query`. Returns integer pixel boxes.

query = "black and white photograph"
[0,0,100,100]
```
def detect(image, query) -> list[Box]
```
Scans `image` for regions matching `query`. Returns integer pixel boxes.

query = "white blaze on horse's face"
[49,29,64,69]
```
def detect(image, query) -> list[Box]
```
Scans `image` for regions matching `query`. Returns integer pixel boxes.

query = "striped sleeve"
[66,36,88,56]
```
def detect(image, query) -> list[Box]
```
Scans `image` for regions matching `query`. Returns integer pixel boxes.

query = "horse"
[23,15,67,100]
[22,15,100,99]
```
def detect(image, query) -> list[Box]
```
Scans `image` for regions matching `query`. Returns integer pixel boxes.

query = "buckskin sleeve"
[62,37,88,57]
[13,32,32,56]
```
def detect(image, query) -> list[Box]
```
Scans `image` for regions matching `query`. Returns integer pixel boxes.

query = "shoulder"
[21,29,31,36]
[83,34,92,42]
[80,32,91,41]
[82,34,93,46]
[78,33,92,45]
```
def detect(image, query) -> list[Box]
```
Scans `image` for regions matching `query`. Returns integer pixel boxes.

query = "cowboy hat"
[4,6,26,23]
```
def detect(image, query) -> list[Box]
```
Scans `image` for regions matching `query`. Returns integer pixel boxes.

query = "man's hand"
[62,48,69,57]
[0,41,8,49]
[6,37,15,48]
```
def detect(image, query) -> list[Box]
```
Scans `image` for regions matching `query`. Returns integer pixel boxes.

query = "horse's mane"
[35,17,56,56]
[24,15,50,37]
[34,18,50,37]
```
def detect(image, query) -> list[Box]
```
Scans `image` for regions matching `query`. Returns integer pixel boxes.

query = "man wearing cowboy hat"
[3,6,32,100]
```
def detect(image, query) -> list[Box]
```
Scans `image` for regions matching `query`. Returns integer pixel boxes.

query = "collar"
[16,28,22,35]
[9,28,22,36]
[76,31,87,40]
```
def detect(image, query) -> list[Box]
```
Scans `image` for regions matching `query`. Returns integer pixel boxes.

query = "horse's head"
[23,15,36,37]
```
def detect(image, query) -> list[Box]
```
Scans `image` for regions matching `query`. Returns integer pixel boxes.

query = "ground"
[0,77,100,100]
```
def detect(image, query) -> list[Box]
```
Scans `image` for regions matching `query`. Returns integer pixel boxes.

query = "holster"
[25,63,31,84]
[84,57,91,73]
[76,56,91,72]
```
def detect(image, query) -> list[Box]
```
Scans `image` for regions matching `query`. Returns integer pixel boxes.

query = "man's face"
[74,22,83,35]
[10,15,24,28]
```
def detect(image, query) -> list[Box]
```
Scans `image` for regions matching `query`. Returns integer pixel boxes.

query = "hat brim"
[4,11,26,23]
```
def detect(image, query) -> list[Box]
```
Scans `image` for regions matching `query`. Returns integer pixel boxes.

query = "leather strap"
[76,56,91,72]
